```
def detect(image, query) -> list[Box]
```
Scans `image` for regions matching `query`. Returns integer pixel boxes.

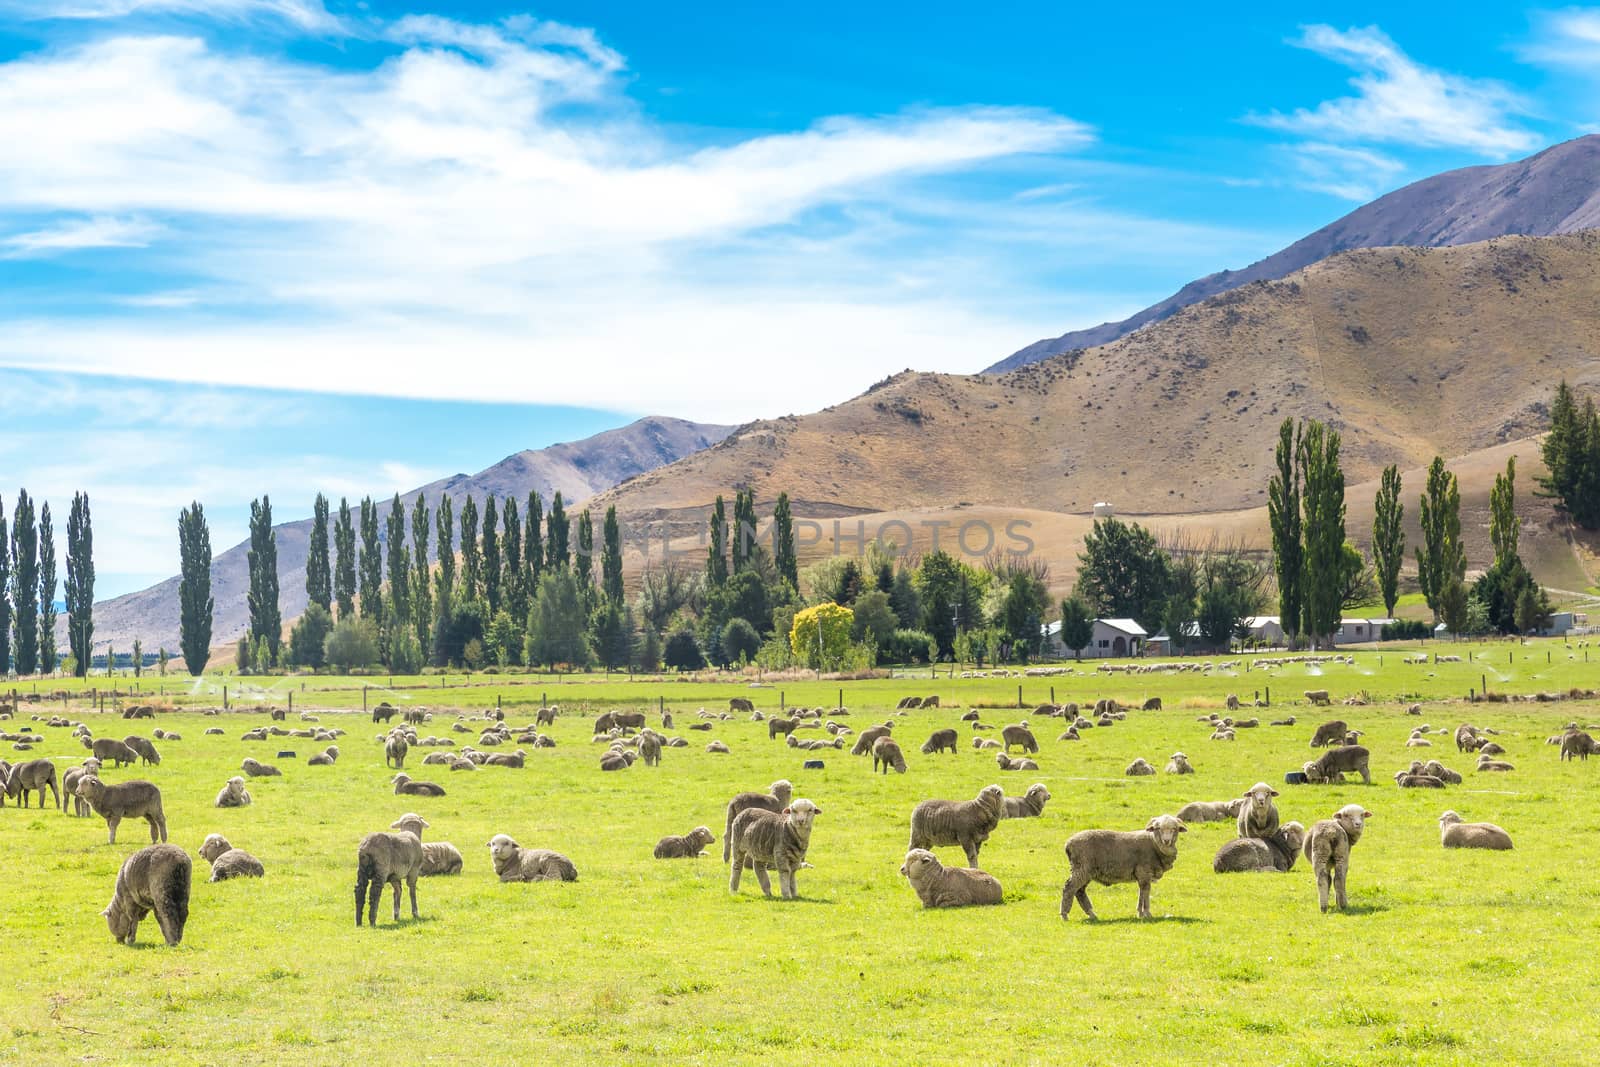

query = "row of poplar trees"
[0,490,94,677]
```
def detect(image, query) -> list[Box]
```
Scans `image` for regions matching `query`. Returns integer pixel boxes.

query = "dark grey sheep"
[872,736,908,774]
[122,735,161,766]
[76,776,167,844]
[1309,719,1348,747]
[4,757,59,809]
[104,844,190,946]
[355,828,423,925]
[1212,822,1306,873]
[1303,745,1371,785]
[921,728,958,755]
[1001,723,1038,754]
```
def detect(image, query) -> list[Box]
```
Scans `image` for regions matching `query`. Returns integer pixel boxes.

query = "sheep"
[307,746,340,766]
[766,716,799,740]
[1060,814,1187,920]
[385,733,409,769]
[488,833,578,882]
[851,724,892,756]
[729,697,755,714]
[1478,741,1507,756]
[1176,798,1244,824]
[1560,730,1598,761]
[1234,718,1260,728]
[923,696,940,709]
[1164,752,1194,775]
[102,844,191,946]
[1396,773,1445,788]
[241,758,281,778]
[1455,724,1485,752]
[484,749,526,769]
[1125,758,1156,777]
[899,848,1002,908]
[723,780,793,862]
[1002,783,1050,819]
[872,736,908,774]
[638,733,663,767]
[1212,822,1307,873]
[205,727,224,736]
[1236,782,1281,840]
[705,741,730,755]
[1001,723,1039,754]
[1309,720,1348,747]
[1344,730,1364,746]
[1303,745,1372,785]
[1422,759,1462,785]
[1407,703,1422,716]
[214,776,253,808]
[91,737,139,767]
[1271,716,1297,726]
[921,728,958,755]
[355,828,424,926]
[1225,694,1240,711]
[75,776,167,844]
[390,813,464,875]
[372,704,398,724]
[1304,690,1332,706]
[972,737,1001,750]
[1304,804,1371,912]
[391,773,447,796]
[729,799,821,899]
[1476,755,1515,772]
[654,826,715,859]
[4,757,59,809]
[122,735,161,766]
[61,759,101,817]
[908,785,1005,867]
[995,752,1039,771]
[536,707,559,727]
[198,833,264,881]
[1438,811,1513,850]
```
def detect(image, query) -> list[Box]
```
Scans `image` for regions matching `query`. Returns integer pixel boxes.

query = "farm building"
[1042,617,1148,659]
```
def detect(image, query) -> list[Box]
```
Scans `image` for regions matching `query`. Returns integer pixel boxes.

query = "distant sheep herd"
[4,683,1589,947]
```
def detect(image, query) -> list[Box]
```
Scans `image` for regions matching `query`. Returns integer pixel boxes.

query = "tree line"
[0,490,95,677]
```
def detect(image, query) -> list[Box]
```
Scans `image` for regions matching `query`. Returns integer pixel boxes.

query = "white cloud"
[1251,25,1538,157]
[3,214,158,254]
[0,0,338,31]
[1521,9,1600,69]
[1286,142,1407,201]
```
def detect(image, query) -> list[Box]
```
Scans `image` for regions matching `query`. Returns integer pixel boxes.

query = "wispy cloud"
[1286,142,1407,202]
[3,214,159,255]
[1521,8,1600,69]
[1250,25,1538,157]
[0,0,339,31]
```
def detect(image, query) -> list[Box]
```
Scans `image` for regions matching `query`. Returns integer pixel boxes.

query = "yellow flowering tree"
[790,602,854,670]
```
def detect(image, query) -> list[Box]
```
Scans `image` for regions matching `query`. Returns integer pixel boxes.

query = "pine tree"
[1298,421,1345,648]
[459,495,481,600]
[576,508,594,592]
[434,493,455,612]
[547,492,569,569]
[359,497,383,621]
[333,497,357,620]
[65,492,94,678]
[525,491,544,590]
[0,493,10,676]
[482,495,501,614]
[1489,456,1519,567]
[602,505,624,603]
[772,492,798,589]
[385,493,410,662]
[411,492,432,656]
[178,501,213,677]
[1538,379,1578,506]
[1267,418,1303,645]
[502,496,523,623]
[1416,457,1465,623]
[306,493,332,613]
[707,495,728,587]
[247,495,281,660]
[12,489,38,674]
[1371,465,1404,619]
[37,501,56,673]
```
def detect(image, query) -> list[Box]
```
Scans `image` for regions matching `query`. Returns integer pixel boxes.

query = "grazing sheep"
[92,737,139,767]
[1560,730,1598,761]
[1236,782,1281,840]
[995,753,1039,771]
[723,780,793,862]
[1455,724,1486,752]
[908,785,1005,866]
[385,733,409,769]
[241,757,280,778]
[1304,745,1372,785]
[899,848,1002,908]
[214,776,253,808]
[1001,723,1039,754]
[1141,697,1162,711]
[1125,758,1156,777]
[1212,822,1306,873]
[122,735,161,767]
[355,828,424,926]
[1164,752,1194,775]
[103,844,191,946]
[1476,755,1515,772]
[1304,804,1371,912]
[1226,694,1240,710]
[1304,690,1332,706]
[851,724,893,756]
[198,833,264,881]
[729,799,821,899]
[1176,798,1245,824]
[372,704,398,724]
[1002,783,1050,819]
[729,697,755,714]
[654,826,715,859]
[4,757,59,809]
[1309,720,1348,747]
[390,813,464,875]
[391,773,447,796]
[76,776,167,844]
[488,833,579,882]
[872,736,908,774]
[921,728,958,755]
[923,696,940,709]
[1438,811,1513,850]
[1060,814,1187,920]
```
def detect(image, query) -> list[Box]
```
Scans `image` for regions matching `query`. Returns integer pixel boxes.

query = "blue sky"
[0,0,1596,594]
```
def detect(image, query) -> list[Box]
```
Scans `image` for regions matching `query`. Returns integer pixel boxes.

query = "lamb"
[1422,759,1462,785]
[214,776,253,808]
[484,749,526,769]
[1212,822,1306,873]
[1309,720,1348,747]
[4,757,59,809]
[996,753,1039,771]
[1164,752,1194,775]
[1002,783,1050,819]
[1001,723,1039,754]
[1478,741,1506,756]
[1304,804,1371,912]
[61,759,101,816]
[390,813,464,875]
[198,833,264,881]
[488,833,579,881]
[1303,745,1372,785]
[851,724,893,755]
[1304,690,1332,706]
[767,716,799,740]
[1455,724,1485,752]
[1271,716,1297,726]
[705,741,730,754]
[355,827,423,926]
[91,737,139,767]
[872,736,908,774]
[723,780,793,862]
[1236,782,1281,840]
[122,735,161,766]
[729,799,821,899]
[1560,730,1598,761]
[899,848,1002,908]
[1060,814,1187,920]
[1438,811,1513,850]
[921,728,958,755]
[1125,758,1156,776]
[1175,798,1244,824]
[1476,755,1515,772]
[241,758,281,778]
[76,776,167,844]
[1142,697,1163,711]
[653,826,715,859]
[729,697,755,714]
[385,733,409,769]
[908,785,1005,866]
[307,746,339,766]
[638,733,663,767]
[391,773,447,796]
[103,844,190,946]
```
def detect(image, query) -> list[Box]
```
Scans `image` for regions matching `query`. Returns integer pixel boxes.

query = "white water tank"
[1092,501,1114,519]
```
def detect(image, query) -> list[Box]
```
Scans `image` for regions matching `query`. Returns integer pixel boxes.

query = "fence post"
[363,686,368,712]
[223,686,228,711]
[1017,684,1023,708]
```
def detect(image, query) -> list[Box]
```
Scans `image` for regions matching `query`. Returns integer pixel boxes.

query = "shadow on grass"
[1323,902,1389,916]
[355,915,442,931]
[1068,914,1209,926]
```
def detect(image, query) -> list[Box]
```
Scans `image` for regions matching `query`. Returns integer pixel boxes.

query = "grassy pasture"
[2,643,1599,1065]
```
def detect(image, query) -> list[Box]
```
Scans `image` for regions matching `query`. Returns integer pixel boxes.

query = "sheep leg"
[147,815,160,843]
[106,816,120,845]
[1316,865,1332,913]
[154,904,182,947]
[390,877,402,921]
[1333,855,1349,911]
[354,880,366,926]
[1137,880,1152,919]
[728,853,743,893]
[367,878,383,925]
[407,876,419,919]
[779,866,797,900]
[753,862,772,898]
[962,839,981,867]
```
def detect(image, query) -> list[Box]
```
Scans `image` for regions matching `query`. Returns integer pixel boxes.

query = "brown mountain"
[84,416,732,659]
[988,135,1600,373]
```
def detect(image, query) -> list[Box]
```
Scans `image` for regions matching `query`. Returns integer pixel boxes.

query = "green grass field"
[3,642,1599,1065]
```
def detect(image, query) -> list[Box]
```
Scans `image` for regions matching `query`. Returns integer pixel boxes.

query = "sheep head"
[1279,821,1308,853]
[1144,814,1187,849]
[1333,805,1372,835]
[1437,811,1463,827]
[977,785,1005,815]
[487,834,519,863]
[199,834,231,863]
[899,848,939,880]
[783,799,821,829]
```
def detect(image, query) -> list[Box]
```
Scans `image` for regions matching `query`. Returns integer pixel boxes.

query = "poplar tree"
[547,492,569,569]
[772,492,798,589]
[525,490,544,590]
[359,496,383,621]
[1267,418,1303,645]
[178,501,213,676]
[247,495,281,662]
[306,493,332,613]
[459,495,481,601]
[576,508,594,592]
[0,493,10,676]
[38,501,56,673]
[1298,421,1345,648]
[385,493,410,642]
[482,495,501,614]
[65,492,93,677]
[602,505,624,603]
[502,497,524,622]
[411,492,432,654]
[1416,457,1465,622]
[707,495,728,587]
[12,490,38,674]
[334,497,357,620]
[1489,456,1519,567]
[731,489,753,573]
[434,493,455,611]
[1371,465,1404,619]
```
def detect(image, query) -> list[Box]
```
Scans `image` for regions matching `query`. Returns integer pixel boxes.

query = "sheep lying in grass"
[1305,804,1371,912]
[729,799,820,899]
[705,741,730,755]
[995,752,1039,771]
[1236,782,1280,840]
[241,758,280,778]
[909,785,1004,867]
[900,848,1002,908]
[1175,798,1244,824]
[1422,759,1462,785]
[390,813,464,875]
[1213,822,1306,873]
[1476,755,1515,773]
[1057,726,1080,742]
[76,776,167,844]
[1438,811,1513,850]
[391,773,446,797]
[488,834,578,882]
[355,828,423,926]
[307,746,339,766]
[214,776,252,808]
[921,729,958,755]
[1164,752,1194,775]
[723,781,793,862]
[103,844,190,946]
[1060,814,1187,920]
[199,833,264,881]
[654,826,715,859]
[973,737,1001,750]
[1125,758,1156,777]
[1002,783,1050,819]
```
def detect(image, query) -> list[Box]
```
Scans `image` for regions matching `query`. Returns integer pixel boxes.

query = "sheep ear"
[1176,821,1187,832]
[781,806,792,814]
[1268,788,1279,797]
